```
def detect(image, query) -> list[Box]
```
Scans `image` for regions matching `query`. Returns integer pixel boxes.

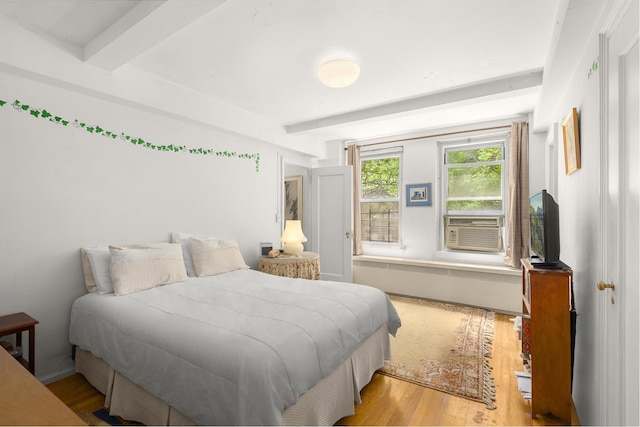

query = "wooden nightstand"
[0,312,39,374]
[258,251,321,280]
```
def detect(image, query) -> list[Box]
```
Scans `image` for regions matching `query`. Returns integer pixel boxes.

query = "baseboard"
[39,366,76,385]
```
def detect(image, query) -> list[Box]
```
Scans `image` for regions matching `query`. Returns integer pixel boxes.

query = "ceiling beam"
[285,69,543,134]
[84,0,226,71]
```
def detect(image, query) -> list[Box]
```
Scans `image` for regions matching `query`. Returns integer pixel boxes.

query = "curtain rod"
[344,124,512,150]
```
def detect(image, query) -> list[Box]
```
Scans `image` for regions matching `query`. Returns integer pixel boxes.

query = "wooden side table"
[258,251,321,280]
[0,312,39,374]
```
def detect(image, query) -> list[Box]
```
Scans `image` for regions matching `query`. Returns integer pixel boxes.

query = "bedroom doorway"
[283,162,311,250]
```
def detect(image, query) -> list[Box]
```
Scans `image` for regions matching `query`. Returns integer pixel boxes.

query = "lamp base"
[282,242,304,257]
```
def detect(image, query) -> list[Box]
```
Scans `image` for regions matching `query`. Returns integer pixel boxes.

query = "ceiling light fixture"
[317,59,360,88]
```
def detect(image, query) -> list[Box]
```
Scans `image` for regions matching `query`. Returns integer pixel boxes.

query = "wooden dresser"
[520,258,574,424]
[0,347,85,425]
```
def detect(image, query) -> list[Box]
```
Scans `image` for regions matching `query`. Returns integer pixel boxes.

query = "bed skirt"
[75,323,390,426]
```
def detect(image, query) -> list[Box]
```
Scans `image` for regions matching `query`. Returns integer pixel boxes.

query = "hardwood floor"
[338,313,544,426]
[46,371,105,415]
[47,313,578,426]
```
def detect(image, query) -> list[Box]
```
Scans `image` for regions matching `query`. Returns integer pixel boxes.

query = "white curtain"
[504,122,530,268]
[346,145,362,255]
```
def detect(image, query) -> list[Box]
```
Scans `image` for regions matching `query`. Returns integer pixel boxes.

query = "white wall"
[538,1,622,424]
[0,71,288,382]
[349,120,540,313]
[352,118,526,263]
[552,46,603,427]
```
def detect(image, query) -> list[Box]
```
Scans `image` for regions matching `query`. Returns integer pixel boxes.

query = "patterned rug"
[380,295,497,409]
[76,409,110,426]
[76,409,142,426]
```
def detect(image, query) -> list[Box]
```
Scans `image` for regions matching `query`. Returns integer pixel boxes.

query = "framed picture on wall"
[284,175,302,222]
[406,183,432,206]
[562,107,581,175]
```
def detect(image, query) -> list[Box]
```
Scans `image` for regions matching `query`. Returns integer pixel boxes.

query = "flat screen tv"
[529,189,560,266]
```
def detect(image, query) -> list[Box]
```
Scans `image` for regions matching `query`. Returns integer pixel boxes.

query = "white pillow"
[189,238,249,277]
[171,232,220,277]
[109,243,188,296]
[84,246,114,294]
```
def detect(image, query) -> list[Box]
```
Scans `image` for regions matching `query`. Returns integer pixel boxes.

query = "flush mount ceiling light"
[317,59,360,88]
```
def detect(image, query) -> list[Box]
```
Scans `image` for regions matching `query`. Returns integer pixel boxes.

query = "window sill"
[353,254,521,276]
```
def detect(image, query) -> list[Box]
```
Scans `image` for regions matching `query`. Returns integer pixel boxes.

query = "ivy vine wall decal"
[0,98,260,172]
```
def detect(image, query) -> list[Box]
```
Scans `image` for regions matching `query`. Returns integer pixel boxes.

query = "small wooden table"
[258,252,321,280]
[0,312,39,374]
[0,346,85,425]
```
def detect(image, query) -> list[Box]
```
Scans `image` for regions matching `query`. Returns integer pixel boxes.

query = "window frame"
[438,133,510,252]
[359,147,403,247]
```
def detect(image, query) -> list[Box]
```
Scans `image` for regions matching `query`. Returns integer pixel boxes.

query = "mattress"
[69,269,401,425]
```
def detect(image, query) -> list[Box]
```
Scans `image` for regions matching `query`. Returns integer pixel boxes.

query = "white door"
[310,166,353,282]
[599,1,639,424]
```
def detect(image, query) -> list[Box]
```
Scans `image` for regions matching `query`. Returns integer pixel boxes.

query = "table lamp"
[280,220,307,256]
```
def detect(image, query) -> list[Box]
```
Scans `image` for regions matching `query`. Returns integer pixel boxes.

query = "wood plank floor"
[338,313,544,426]
[47,313,578,426]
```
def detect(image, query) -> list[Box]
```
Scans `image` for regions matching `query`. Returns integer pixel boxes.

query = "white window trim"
[360,147,403,249]
[437,132,510,256]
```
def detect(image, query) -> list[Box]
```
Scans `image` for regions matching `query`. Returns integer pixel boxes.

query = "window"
[360,150,401,244]
[443,138,506,215]
[441,135,509,253]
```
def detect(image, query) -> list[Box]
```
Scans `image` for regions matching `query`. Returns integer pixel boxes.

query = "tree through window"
[360,153,401,243]
[444,142,505,214]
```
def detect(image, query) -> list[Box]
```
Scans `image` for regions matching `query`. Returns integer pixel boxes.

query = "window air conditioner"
[445,216,503,252]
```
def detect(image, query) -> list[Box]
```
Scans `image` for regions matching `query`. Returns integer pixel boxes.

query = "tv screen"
[529,190,560,265]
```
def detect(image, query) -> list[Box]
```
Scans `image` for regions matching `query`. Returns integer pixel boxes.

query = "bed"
[70,235,401,425]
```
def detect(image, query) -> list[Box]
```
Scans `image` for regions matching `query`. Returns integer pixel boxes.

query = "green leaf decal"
[3,96,260,171]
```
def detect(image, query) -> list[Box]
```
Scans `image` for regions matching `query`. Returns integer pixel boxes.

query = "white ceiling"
[0,0,563,147]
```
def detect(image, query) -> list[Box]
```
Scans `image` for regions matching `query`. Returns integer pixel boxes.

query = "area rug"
[76,409,142,426]
[380,295,497,409]
[75,409,111,426]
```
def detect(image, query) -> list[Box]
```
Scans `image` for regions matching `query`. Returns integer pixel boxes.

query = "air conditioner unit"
[445,216,503,252]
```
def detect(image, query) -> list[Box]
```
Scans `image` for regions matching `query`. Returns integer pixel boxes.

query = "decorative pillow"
[189,238,249,277]
[80,249,98,293]
[171,232,220,277]
[109,243,187,296]
[84,246,114,294]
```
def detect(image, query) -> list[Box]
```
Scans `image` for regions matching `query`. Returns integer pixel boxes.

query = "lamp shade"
[280,220,307,242]
[317,59,360,88]
[280,220,307,256]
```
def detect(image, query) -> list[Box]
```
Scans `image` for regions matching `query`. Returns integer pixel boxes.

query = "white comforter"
[69,269,401,425]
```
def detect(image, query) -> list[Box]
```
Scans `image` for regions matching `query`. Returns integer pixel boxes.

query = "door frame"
[282,158,312,247]
[598,1,639,424]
